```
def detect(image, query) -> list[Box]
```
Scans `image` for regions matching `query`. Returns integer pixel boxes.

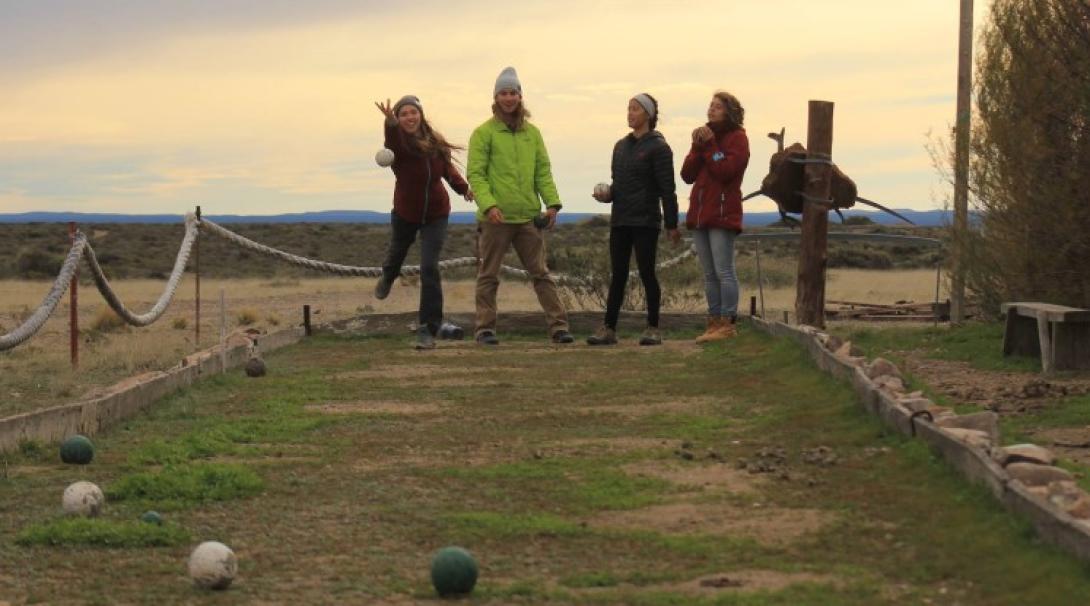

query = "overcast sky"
[0,1,990,216]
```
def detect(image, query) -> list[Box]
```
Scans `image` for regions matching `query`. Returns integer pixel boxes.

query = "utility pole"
[952,0,973,323]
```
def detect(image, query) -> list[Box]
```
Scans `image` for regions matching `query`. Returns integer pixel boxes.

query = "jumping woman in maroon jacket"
[373,95,474,349]
[680,91,750,343]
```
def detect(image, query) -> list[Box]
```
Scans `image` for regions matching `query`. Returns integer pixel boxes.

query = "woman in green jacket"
[467,66,573,345]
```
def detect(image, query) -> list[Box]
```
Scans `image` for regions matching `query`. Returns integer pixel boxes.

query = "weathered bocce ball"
[430,546,478,597]
[188,541,238,590]
[375,148,396,167]
[593,182,611,200]
[59,434,95,465]
[140,510,163,525]
[62,481,104,517]
[244,357,266,378]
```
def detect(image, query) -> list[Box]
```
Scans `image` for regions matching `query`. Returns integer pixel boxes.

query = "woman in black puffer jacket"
[588,93,680,346]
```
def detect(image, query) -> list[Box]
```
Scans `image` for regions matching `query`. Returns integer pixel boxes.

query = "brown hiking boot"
[638,327,662,346]
[586,325,617,346]
[695,317,721,343]
[703,317,738,342]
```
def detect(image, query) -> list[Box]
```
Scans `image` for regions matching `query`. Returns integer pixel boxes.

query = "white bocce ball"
[375,148,395,168]
[593,182,611,200]
[62,481,104,517]
[188,541,238,590]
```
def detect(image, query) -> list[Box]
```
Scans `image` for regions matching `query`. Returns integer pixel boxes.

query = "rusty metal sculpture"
[743,128,913,226]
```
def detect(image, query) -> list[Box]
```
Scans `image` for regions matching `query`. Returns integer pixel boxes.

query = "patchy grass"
[16,517,190,548]
[106,463,264,507]
[3,326,1090,604]
[832,321,1038,372]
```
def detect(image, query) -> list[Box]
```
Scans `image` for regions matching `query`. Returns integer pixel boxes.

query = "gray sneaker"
[638,327,662,346]
[373,276,392,300]
[414,325,435,350]
[476,331,500,346]
[586,325,617,346]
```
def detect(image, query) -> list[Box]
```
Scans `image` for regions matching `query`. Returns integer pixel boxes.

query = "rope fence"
[0,213,699,352]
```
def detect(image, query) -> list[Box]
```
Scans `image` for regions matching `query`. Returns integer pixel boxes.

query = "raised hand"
[692,125,713,145]
[374,98,395,121]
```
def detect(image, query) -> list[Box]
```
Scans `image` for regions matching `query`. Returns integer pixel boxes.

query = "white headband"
[633,93,656,122]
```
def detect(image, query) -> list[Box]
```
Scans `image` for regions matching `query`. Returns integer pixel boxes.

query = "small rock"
[1007,462,1075,487]
[936,412,1000,443]
[1022,379,1051,399]
[834,340,864,358]
[866,358,901,380]
[873,375,907,394]
[823,335,844,352]
[993,444,1057,467]
[939,427,993,449]
[896,397,935,413]
[1047,481,1090,519]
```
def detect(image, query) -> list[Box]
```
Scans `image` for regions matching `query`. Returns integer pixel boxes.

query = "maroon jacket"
[680,124,750,232]
[385,122,469,224]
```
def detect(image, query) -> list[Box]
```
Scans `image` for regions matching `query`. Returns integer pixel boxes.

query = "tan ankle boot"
[704,317,738,341]
[695,317,721,343]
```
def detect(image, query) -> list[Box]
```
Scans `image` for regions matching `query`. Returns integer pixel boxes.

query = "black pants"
[382,212,448,334]
[604,226,661,329]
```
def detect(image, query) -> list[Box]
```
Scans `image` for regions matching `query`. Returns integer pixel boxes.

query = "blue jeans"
[692,228,739,317]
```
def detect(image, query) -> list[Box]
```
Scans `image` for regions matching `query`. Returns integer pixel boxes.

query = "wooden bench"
[1001,302,1090,373]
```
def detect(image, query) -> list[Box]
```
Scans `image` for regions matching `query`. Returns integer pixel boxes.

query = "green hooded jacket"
[467,116,561,224]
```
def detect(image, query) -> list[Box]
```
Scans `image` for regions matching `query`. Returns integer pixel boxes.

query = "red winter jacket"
[385,122,469,224]
[680,124,750,232]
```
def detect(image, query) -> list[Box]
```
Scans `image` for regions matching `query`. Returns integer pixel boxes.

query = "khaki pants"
[475,222,569,337]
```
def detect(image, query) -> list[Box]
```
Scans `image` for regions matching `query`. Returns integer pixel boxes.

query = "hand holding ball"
[592,182,612,202]
[375,148,395,168]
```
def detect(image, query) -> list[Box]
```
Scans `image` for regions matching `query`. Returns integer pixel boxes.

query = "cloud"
[0,0,986,214]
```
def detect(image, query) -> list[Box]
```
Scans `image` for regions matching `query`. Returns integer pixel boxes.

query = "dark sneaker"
[638,327,662,346]
[551,330,575,344]
[414,325,436,350]
[438,321,465,340]
[373,277,392,300]
[476,331,499,346]
[586,325,617,346]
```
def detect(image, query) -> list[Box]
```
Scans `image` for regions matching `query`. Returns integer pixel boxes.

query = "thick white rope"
[0,234,87,351]
[0,215,697,352]
[84,213,200,327]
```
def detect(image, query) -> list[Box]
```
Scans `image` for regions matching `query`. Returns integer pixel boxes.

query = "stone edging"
[749,316,1090,562]
[0,327,304,454]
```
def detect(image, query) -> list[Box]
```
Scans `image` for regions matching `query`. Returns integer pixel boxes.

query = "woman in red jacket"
[373,95,474,349]
[680,91,750,343]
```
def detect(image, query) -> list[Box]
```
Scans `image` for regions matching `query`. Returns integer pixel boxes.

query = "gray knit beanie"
[493,67,522,96]
[393,95,423,116]
[633,93,657,122]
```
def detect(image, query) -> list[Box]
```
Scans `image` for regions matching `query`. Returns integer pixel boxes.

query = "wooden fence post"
[195,205,201,347]
[795,100,835,328]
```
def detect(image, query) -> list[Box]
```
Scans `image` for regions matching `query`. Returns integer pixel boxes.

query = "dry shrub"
[235,308,259,326]
[171,317,188,330]
[91,308,127,333]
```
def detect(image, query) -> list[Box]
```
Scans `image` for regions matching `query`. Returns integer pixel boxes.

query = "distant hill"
[0,209,951,227]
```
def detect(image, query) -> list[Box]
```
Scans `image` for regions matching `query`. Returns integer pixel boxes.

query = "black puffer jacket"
[605,130,678,229]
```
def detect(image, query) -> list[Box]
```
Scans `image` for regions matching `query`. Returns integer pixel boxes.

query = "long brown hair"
[491,102,532,131]
[404,116,464,163]
[712,90,745,130]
